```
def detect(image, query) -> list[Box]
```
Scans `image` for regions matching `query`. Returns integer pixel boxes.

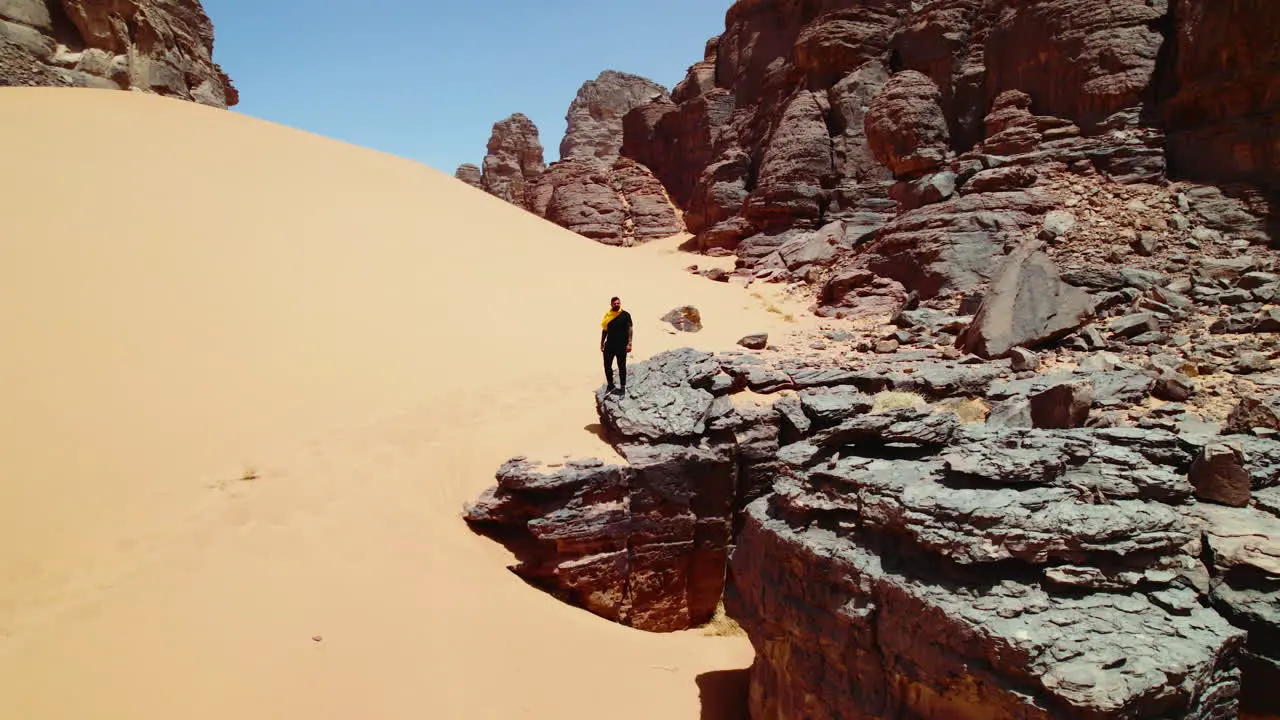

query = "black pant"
[603,346,627,389]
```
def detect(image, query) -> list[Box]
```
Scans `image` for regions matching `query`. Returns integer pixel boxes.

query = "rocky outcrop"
[610,0,1278,303]
[0,0,236,107]
[462,73,683,244]
[865,70,951,179]
[464,338,1280,714]
[1188,502,1280,715]
[528,156,681,245]
[623,88,736,212]
[464,446,735,633]
[725,407,1271,718]
[453,163,482,189]
[560,70,668,163]
[981,0,1165,130]
[731,479,1243,718]
[479,113,546,210]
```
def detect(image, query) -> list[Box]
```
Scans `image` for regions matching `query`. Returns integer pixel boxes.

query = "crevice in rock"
[47,0,85,51]
[1147,0,1181,118]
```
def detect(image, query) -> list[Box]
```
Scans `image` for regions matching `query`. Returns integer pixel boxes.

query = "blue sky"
[202,1,729,174]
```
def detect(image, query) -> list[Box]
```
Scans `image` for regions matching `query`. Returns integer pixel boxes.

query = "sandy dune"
[0,88,831,719]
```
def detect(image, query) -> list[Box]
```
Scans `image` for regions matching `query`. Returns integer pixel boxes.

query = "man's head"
[610,296,621,311]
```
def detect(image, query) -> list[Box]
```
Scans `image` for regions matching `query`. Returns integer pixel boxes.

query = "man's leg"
[603,350,614,390]
[618,349,627,392]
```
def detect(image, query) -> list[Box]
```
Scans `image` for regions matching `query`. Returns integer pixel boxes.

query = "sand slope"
[0,88,818,718]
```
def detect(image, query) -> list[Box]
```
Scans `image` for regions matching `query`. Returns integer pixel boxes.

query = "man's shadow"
[697,668,750,720]
[583,423,611,444]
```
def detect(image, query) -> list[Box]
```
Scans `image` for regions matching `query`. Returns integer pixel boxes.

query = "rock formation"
[616,0,1277,306]
[479,113,545,210]
[464,446,734,633]
[463,73,682,245]
[0,0,236,108]
[560,70,667,163]
[453,163,481,189]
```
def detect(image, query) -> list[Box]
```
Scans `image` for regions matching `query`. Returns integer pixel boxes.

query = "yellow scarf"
[601,309,621,329]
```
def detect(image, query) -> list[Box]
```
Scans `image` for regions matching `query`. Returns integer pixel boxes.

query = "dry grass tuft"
[701,600,747,637]
[935,397,991,424]
[870,390,928,413]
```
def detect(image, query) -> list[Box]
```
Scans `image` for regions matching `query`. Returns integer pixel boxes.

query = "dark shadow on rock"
[697,668,751,720]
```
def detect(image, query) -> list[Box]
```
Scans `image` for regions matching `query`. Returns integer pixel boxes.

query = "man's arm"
[601,329,608,352]
[626,322,633,352]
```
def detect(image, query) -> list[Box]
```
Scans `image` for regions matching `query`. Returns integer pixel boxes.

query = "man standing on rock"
[601,296,633,395]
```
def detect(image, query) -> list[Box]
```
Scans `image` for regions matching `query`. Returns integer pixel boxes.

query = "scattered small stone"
[1190,444,1251,507]
[1239,272,1278,290]
[1009,347,1041,372]
[1110,313,1160,339]
[661,306,703,333]
[1191,227,1222,244]
[1128,332,1169,346]
[1153,372,1194,402]
[1029,380,1093,429]
[738,333,769,350]
[1234,352,1273,374]
[1040,210,1077,240]
[875,340,900,354]
[1131,232,1158,256]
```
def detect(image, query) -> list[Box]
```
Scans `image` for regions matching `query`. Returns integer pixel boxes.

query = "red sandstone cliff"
[0,0,236,107]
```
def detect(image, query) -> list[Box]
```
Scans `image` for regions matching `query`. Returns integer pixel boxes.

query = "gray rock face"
[731,495,1244,720]
[959,241,1095,359]
[1188,503,1280,714]
[463,444,735,632]
[798,386,875,428]
[729,423,1248,718]
[990,370,1155,410]
[595,348,720,443]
